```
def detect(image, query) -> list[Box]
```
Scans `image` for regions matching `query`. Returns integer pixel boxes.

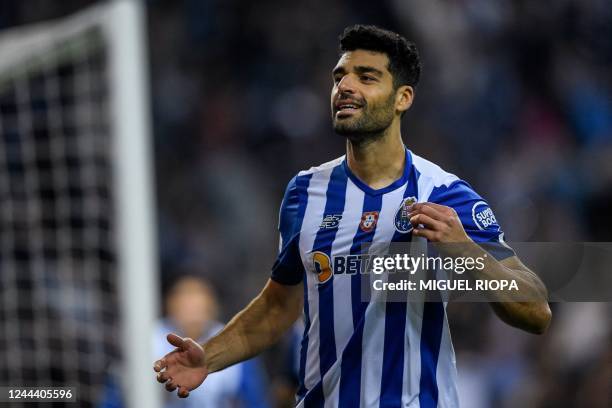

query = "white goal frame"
[0,2,160,407]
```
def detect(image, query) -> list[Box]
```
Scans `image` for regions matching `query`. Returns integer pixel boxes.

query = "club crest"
[394,196,417,233]
[359,211,379,232]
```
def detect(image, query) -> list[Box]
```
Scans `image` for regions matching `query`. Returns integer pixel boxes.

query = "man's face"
[331,50,397,140]
[167,277,217,335]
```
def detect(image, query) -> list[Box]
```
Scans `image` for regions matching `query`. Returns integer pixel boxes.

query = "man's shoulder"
[296,155,345,177]
[280,156,345,207]
[410,151,486,207]
[410,151,460,189]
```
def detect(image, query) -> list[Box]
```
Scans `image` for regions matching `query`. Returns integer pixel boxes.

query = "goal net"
[0,2,159,407]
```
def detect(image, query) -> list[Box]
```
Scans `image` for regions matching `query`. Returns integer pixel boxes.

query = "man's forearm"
[460,243,551,334]
[202,280,302,373]
[408,203,551,334]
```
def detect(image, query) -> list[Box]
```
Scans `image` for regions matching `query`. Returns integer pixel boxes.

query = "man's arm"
[487,255,551,334]
[409,202,552,335]
[154,279,303,398]
[204,279,303,371]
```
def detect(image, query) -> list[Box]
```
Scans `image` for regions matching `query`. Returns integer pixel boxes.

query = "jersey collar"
[342,147,413,196]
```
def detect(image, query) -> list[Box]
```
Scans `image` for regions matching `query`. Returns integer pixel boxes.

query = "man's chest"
[297,189,420,282]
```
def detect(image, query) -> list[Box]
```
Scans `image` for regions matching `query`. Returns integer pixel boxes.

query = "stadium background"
[0,0,610,407]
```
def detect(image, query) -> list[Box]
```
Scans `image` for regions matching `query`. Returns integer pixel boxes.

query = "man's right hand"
[153,333,209,398]
[153,279,303,398]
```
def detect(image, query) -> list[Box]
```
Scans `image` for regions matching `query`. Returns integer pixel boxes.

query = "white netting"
[0,19,119,408]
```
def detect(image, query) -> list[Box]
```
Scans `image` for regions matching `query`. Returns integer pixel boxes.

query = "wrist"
[436,236,479,258]
[200,341,212,371]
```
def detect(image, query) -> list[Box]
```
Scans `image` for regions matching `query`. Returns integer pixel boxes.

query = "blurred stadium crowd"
[1,0,610,407]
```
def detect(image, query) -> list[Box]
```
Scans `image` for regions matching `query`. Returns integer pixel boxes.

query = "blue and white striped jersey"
[271,148,513,408]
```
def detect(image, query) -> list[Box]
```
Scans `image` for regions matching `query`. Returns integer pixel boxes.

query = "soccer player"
[154,25,551,407]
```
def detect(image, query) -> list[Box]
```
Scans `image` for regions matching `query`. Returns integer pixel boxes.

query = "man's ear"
[396,85,414,114]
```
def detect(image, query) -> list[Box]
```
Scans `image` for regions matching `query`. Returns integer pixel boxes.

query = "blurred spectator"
[156,274,271,408]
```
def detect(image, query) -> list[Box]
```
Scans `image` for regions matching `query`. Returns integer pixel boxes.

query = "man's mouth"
[335,101,363,117]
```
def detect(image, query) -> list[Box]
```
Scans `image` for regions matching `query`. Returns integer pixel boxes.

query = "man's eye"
[361,76,375,82]
[333,76,342,84]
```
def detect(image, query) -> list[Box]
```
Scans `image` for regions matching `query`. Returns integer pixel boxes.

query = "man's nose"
[337,74,356,94]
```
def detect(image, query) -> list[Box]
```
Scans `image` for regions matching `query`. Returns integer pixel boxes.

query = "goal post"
[0,1,160,407]
[107,2,161,408]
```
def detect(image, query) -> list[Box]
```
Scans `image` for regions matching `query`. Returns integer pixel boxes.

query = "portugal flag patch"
[359,211,379,232]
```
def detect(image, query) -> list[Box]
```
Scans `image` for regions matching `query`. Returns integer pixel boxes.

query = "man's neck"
[345,122,406,190]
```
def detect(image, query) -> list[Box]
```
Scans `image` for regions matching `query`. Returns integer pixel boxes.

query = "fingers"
[182,337,198,349]
[154,336,194,399]
[167,333,185,349]
[153,359,166,372]
[410,202,453,221]
[165,379,177,392]
[410,202,459,232]
[156,371,169,384]
[410,202,445,219]
[410,202,470,243]
[177,386,190,398]
[412,202,454,215]
[409,213,444,231]
[157,372,180,394]
[409,203,448,241]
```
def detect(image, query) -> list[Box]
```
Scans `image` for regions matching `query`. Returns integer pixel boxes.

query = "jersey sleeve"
[429,180,515,261]
[270,176,306,285]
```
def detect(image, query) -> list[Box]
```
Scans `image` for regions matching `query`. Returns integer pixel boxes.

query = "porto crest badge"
[394,196,417,233]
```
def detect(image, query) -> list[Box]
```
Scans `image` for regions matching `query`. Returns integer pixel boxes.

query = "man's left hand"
[408,202,471,243]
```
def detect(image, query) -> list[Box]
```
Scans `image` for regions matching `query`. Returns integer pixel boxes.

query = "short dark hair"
[339,24,421,89]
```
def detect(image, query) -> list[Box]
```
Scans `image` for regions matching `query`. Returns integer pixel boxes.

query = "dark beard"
[338,125,386,146]
[333,93,395,145]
